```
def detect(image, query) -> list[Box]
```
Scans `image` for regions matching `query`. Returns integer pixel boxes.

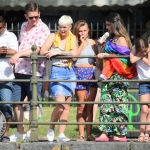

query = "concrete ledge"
[19,142,61,150]
[131,142,150,150]
[0,141,150,150]
[0,142,17,150]
[63,141,130,150]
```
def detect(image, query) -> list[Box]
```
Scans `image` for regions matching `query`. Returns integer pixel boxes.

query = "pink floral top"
[15,19,50,77]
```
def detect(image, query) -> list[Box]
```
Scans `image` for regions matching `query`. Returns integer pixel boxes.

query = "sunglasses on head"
[28,16,39,20]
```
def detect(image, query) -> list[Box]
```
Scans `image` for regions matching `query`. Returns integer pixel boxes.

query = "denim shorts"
[0,82,13,118]
[12,73,43,102]
[74,67,98,90]
[139,82,150,95]
[50,66,77,98]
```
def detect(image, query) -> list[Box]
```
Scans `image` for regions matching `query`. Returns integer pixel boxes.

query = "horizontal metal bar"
[37,122,150,125]
[128,89,138,92]
[0,79,147,83]
[0,102,30,104]
[37,102,150,104]
[0,101,150,104]
[0,79,30,82]
[3,122,150,125]
[0,55,129,58]
[38,79,150,82]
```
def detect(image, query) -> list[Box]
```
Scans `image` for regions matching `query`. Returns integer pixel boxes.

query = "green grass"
[9,105,100,140]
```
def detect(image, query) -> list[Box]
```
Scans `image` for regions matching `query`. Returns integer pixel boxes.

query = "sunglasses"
[28,16,39,20]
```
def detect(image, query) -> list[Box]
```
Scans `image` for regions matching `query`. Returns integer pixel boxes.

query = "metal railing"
[6,22,147,43]
[0,45,150,141]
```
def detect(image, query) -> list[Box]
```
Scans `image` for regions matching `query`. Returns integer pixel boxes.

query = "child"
[130,38,150,142]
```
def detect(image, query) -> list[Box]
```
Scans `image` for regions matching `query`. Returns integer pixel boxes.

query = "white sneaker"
[24,111,29,120]
[57,133,70,142]
[47,128,54,142]
[9,132,26,142]
[25,130,31,141]
[44,91,49,98]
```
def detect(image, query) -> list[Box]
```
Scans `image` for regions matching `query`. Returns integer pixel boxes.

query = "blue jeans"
[12,73,43,102]
[50,66,77,98]
[139,82,150,95]
[0,82,13,119]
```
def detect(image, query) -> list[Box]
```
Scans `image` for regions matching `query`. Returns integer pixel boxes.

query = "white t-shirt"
[136,59,150,79]
[0,30,18,79]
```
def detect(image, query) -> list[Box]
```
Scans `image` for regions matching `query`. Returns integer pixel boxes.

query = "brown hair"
[25,2,39,14]
[73,20,89,45]
[135,38,149,54]
[105,13,132,49]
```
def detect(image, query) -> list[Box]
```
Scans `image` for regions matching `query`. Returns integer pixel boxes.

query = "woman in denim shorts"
[73,20,98,141]
[130,38,150,142]
[41,15,78,142]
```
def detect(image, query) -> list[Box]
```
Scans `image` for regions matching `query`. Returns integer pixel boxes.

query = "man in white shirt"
[0,16,18,142]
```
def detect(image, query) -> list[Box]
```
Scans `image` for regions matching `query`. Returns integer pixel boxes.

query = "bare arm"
[72,35,87,61]
[9,46,40,65]
[45,34,78,58]
[130,46,141,63]
[141,46,150,66]
[40,33,55,55]
[0,47,17,55]
[116,37,128,47]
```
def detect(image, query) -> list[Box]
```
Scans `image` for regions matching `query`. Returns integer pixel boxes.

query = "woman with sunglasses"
[41,15,78,142]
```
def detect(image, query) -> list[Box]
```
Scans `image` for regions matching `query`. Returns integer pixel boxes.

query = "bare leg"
[49,96,66,130]
[86,87,97,140]
[76,90,87,137]
[93,88,100,121]
[4,118,11,137]
[50,104,64,130]
[58,96,72,134]
[43,82,49,97]
[145,94,150,134]
[139,94,149,136]
[13,104,26,134]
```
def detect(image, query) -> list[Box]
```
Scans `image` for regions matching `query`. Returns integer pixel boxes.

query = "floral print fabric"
[15,19,50,77]
[99,72,129,136]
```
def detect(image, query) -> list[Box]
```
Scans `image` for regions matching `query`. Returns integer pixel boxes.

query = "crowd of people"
[0,1,150,143]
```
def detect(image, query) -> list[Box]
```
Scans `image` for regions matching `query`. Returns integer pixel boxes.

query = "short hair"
[58,15,73,26]
[25,2,39,14]
[0,16,6,26]
[135,38,149,53]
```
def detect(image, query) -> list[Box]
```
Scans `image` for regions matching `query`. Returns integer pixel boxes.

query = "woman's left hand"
[97,53,106,59]
[45,50,61,58]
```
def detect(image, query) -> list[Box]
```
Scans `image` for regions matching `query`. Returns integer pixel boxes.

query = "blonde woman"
[41,15,78,142]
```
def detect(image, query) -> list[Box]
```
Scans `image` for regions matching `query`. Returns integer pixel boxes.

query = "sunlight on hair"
[58,15,73,26]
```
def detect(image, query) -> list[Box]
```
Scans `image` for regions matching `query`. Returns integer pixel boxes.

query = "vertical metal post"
[96,23,99,39]
[90,23,93,38]
[127,16,130,34]
[30,45,38,141]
